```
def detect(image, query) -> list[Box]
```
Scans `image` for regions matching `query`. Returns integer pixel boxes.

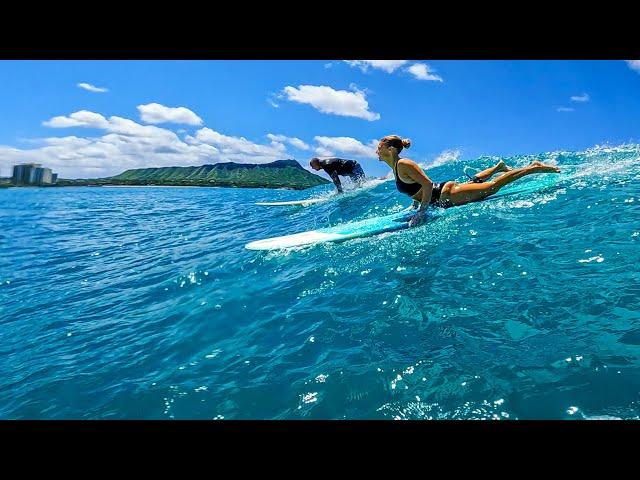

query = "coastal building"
[12,164,40,185]
[28,167,40,184]
[34,167,53,185]
[12,164,58,185]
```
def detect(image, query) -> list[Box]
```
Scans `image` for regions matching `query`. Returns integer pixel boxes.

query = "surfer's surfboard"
[255,198,328,207]
[245,209,414,250]
[255,178,390,207]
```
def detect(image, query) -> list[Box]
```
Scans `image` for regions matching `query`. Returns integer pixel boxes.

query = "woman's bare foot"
[497,159,512,172]
[530,160,560,173]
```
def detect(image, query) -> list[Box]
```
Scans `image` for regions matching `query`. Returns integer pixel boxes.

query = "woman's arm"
[398,160,433,226]
[399,160,433,210]
[329,170,343,193]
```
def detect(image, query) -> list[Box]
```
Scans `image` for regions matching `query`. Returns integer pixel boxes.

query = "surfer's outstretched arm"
[330,171,344,193]
[397,160,434,226]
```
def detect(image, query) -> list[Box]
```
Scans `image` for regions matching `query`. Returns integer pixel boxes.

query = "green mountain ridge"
[56,159,330,190]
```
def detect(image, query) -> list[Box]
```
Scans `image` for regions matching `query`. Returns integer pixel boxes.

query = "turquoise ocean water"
[1,145,639,419]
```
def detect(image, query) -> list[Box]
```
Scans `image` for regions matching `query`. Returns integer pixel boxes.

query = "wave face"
[1,145,639,419]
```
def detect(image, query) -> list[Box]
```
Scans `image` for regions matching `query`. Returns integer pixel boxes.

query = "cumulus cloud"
[137,103,203,126]
[43,111,184,142]
[344,60,409,73]
[626,60,640,72]
[43,110,110,129]
[570,93,590,103]
[0,135,212,179]
[267,134,310,150]
[406,63,443,82]
[345,60,445,84]
[313,136,377,158]
[267,134,287,142]
[3,110,292,178]
[282,84,380,121]
[193,128,286,158]
[289,138,310,151]
[77,82,108,93]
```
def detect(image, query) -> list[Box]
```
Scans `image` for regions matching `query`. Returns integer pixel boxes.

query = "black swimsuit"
[393,160,452,207]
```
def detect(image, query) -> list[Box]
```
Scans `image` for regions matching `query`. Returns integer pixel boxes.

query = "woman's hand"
[408,210,427,227]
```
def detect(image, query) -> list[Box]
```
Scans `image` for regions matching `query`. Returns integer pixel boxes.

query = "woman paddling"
[376,135,560,226]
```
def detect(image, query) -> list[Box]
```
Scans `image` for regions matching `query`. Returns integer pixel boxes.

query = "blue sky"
[0,60,639,179]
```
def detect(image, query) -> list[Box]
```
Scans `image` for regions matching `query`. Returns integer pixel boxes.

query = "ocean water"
[1,145,639,420]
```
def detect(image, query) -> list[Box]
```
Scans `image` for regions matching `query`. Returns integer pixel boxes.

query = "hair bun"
[402,139,411,149]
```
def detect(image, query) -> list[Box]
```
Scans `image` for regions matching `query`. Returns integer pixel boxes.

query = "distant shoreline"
[102,185,299,190]
[2,159,330,190]
[103,185,218,188]
[1,183,303,190]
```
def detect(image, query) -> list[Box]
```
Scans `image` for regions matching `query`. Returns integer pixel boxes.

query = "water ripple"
[1,147,640,418]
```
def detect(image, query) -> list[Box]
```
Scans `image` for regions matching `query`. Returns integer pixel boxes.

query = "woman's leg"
[467,159,512,183]
[444,161,560,206]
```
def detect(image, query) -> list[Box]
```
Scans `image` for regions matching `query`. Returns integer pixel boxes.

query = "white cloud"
[344,60,409,73]
[77,82,108,93]
[570,93,590,103]
[0,133,213,179]
[43,110,110,128]
[313,136,377,158]
[266,134,287,142]
[43,110,183,142]
[194,128,286,158]
[137,103,203,126]
[3,111,292,178]
[626,60,640,72]
[557,107,574,112]
[314,146,334,157]
[406,63,443,82]
[267,134,310,150]
[267,98,280,108]
[289,138,311,151]
[282,84,380,121]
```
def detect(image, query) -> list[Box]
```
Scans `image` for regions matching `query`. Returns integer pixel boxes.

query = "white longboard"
[255,198,329,207]
[245,209,414,250]
[255,178,390,207]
